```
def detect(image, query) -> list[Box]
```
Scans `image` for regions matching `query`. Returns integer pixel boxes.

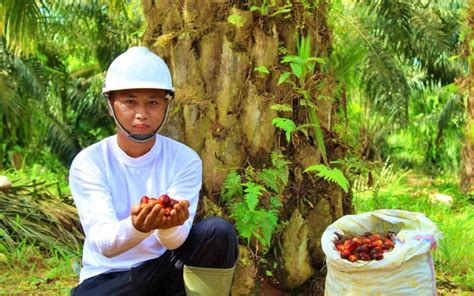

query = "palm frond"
[42,112,81,166]
[0,0,46,55]
[363,42,410,124]
[436,94,462,144]
[0,179,84,253]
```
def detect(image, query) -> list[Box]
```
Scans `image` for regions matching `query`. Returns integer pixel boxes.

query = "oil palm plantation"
[1,0,143,167]
[331,0,467,174]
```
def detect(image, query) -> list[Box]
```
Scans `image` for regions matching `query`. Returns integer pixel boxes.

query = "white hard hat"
[102,46,174,94]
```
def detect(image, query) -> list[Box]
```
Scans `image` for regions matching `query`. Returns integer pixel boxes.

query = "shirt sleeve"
[154,151,202,250]
[69,156,151,258]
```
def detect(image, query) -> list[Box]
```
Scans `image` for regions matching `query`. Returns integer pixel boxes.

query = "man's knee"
[200,217,237,245]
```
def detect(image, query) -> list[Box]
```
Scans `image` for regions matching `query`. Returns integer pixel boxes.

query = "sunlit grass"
[0,242,80,295]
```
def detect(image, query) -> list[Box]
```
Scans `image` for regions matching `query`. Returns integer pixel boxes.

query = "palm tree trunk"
[141,0,351,292]
[460,1,474,193]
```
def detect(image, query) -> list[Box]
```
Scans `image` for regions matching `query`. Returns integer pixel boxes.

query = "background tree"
[460,0,474,193]
[0,0,143,168]
[330,0,466,174]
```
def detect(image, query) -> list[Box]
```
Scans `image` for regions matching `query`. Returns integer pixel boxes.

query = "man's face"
[110,88,169,136]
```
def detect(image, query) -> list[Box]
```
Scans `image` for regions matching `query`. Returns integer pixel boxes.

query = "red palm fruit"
[140,196,149,208]
[371,240,383,248]
[341,250,351,258]
[348,254,358,262]
[336,244,346,252]
[363,238,372,245]
[370,247,383,255]
[158,194,171,208]
[372,253,384,261]
[170,199,179,207]
[382,242,393,250]
[352,237,363,246]
[384,239,394,248]
[355,245,369,253]
[344,239,358,252]
[360,252,371,261]
[370,234,382,242]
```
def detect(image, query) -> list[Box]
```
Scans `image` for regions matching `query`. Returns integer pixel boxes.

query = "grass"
[353,167,474,293]
[0,243,80,295]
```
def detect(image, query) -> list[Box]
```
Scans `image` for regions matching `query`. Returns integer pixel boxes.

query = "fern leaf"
[272,118,297,142]
[254,209,278,247]
[269,196,282,209]
[232,204,253,243]
[244,182,262,211]
[221,171,243,204]
[304,164,350,193]
[257,168,280,193]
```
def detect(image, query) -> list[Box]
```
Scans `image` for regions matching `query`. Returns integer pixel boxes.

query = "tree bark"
[141,0,351,292]
[460,0,474,194]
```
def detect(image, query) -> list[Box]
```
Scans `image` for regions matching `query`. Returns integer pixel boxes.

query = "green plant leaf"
[244,182,262,211]
[281,55,304,64]
[307,57,326,64]
[254,65,270,75]
[272,118,297,142]
[304,164,349,193]
[221,171,243,204]
[290,63,303,78]
[278,72,291,85]
[227,14,245,28]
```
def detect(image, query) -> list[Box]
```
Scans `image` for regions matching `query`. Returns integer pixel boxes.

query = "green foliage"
[221,171,243,204]
[249,0,293,18]
[227,14,245,28]
[272,118,297,142]
[0,0,142,168]
[304,164,349,193]
[254,65,270,75]
[330,1,467,174]
[278,35,328,164]
[221,152,289,252]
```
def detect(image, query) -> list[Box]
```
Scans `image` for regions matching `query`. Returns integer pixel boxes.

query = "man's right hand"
[131,200,190,233]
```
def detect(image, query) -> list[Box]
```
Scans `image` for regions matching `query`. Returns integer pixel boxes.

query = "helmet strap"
[104,91,174,143]
[105,96,172,144]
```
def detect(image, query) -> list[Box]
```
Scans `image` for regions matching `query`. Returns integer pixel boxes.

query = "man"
[69,46,238,295]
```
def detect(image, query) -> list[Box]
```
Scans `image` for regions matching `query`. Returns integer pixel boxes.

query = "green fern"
[272,117,297,142]
[221,171,243,204]
[256,152,290,193]
[223,153,288,251]
[304,164,350,193]
[244,182,262,211]
[253,209,278,247]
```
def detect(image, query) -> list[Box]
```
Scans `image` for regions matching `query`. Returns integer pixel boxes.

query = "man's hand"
[131,200,190,233]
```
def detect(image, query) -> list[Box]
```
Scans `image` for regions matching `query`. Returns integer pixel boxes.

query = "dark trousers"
[71,217,239,296]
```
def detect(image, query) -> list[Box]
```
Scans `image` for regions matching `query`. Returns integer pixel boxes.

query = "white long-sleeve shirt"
[69,134,202,283]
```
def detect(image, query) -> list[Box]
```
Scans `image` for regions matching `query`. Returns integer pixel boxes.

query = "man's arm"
[69,160,151,258]
[154,155,202,250]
